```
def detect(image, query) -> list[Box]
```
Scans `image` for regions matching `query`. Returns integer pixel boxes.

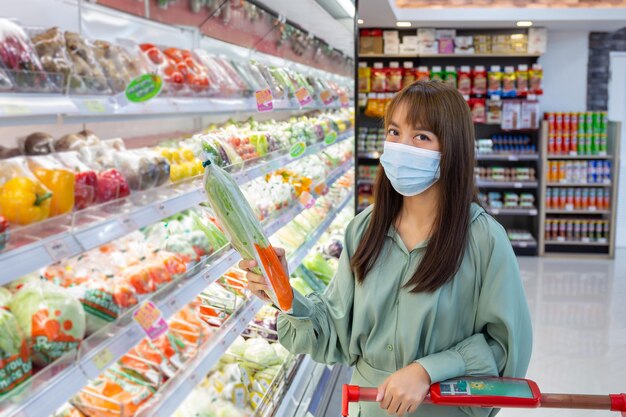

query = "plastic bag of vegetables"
[202,159,293,312]
[9,281,86,365]
[0,308,32,396]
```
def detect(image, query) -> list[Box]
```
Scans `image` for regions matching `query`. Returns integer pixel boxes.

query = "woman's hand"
[377,362,431,416]
[238,247,289,303]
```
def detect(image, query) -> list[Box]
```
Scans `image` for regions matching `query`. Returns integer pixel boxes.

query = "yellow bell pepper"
[30,165,75,216]
[0,177,52,225]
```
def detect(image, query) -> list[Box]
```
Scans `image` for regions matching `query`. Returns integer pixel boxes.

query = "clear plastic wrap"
[0,308,32,396]
[8,281,86,366]
[0,19,55,92]
[27,154,75,216]
[138,43,185,95]
[79,140,131,202]
[161,47,213,95]
[0,156,53,225]
[251,61,285,100]
[269,66,296,98]
[230,59,268,94]
[30,27,73,86]
[111,149,170,191]
[54,151,98,210]
[64,31,111,94]
[91,40,145,93]
[193,51,244,97]
[202,159,293,312]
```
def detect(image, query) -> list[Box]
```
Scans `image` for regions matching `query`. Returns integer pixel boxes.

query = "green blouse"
[277,203,533,417]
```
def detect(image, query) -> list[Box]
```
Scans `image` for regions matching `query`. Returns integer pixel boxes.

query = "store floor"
[322,250,626,417]
[503,249,626,417]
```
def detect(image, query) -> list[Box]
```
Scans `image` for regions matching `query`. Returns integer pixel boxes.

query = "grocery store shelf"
[0,130,354,286]
[547,154,612,160]
[545,240,609,246]
[546,182,611,187]
[476,153,539,161]
[137,297,265,417]
[134,192,354,417]
[358,152,381,159]
[487,208,538,216]
[359,53,541,58]
[0,94,353,125]
[511,240,538,249]
[476,180,538,189]
[0,169,354,417]
[546,209,611,214]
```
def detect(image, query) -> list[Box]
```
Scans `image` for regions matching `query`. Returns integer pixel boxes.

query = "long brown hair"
[351,81,478,292]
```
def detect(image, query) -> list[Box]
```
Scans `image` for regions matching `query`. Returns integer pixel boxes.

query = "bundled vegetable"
[202,159,293,312]
[0,308,32,396]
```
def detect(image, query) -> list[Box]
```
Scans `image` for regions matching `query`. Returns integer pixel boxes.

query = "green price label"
[125,74,163,103]
[289,142,307,158]
[324,131,338,145]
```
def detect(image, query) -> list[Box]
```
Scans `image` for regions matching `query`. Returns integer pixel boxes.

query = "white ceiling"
[255,0,354,57]
[357,0,626,31]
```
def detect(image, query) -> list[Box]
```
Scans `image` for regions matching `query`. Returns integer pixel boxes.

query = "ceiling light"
[517,21,533,27]
[335,0,355,18]
[396,21,412,27]
[358,19,364,24]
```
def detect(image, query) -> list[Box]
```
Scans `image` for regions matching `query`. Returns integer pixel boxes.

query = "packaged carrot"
[202,159,293,312]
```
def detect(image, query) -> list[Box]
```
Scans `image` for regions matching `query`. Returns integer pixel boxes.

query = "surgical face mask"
[379,141,441,197]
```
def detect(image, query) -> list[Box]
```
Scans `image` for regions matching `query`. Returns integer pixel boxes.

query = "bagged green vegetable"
[202,159,293,312]
[9,282,86,365]
[0,308,32,396]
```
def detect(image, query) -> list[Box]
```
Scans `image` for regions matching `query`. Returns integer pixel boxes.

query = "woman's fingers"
[238,259,257,271]
[387,397,401,416]
[397,401,412,417]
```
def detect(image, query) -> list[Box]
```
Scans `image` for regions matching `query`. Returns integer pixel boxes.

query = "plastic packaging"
[269,66,297,98]
[516,64,529,97]
[139,43,184,94]
[488,65,502,96]
[21,132,55,155]
[469,98,486,123]
[502,66,517,98]
[387,62,402,92]
[231,59,268,94]
[358,63,371,92]
[64,31,111,94]
[202,159,293,312]
[54,152,98,210]
[370,63,387,92]
[401,62,416,89]
[0,308,31,396]
[529,63,543,95]
[0,157,53,225]
[443,66,457,89]
[91,40,144,93]
[252,61,286,100]
[487,99,503,125]
[30,27,73,85]
[9,281,86,366]
[472,66,487,95]
[416,66,430,82]
[28,155,75,216]
[0,19,53,92]
[457,66,471,95]
[162,47,213,94]
[430,66,443,82]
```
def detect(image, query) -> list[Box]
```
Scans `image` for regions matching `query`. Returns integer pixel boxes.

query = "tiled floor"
[501,250,626,416]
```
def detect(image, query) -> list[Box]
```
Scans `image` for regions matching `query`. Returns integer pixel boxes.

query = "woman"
[240,81,532,417]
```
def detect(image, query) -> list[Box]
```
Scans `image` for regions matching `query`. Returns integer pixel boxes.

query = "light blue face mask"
[380,141,441,196]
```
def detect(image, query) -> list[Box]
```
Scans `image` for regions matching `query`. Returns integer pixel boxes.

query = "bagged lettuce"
[0,308,32,396]
[9,282,86,365]
[202,159,293,312]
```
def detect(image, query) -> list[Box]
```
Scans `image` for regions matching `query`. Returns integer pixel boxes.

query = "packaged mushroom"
[30,27,73,88]
[64,31,111,94]
[91,40,145,93]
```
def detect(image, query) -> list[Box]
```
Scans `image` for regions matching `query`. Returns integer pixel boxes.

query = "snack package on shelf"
[430,66,443,82]
[387,62,402,92]
[27,155,75,216]
[202,160,293,312]
[501,101,521,130]
[502,66,517,98]
[0,156,53,226]
[488,65,502,96]
[370,63,387,92]
[529,63,543,95]
[8,281,86,366]
[486,99,502,125]
[358,62,370,92]
[64,31,112,95]
[416,66,430,82]
[401,62,416,89]
[469,98,486,123]
[0,19,58,93]
[472,65,487,95]
[516,64,529,97]
[443,66,457,89]
[457,66,471,95]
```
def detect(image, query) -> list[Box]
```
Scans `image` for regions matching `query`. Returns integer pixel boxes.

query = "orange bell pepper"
[29,160,75,216]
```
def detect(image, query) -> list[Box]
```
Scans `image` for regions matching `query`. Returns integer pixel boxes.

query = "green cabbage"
[243,339,280,372]
[302,253,335,284]
[0,287,11,309]
[9,282,86,365]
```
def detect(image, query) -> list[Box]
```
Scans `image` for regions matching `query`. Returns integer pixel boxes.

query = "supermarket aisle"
[502,250,626,417]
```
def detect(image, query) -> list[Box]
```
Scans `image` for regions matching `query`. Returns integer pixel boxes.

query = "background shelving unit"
[538,120,621,258]
[356,28,543,254]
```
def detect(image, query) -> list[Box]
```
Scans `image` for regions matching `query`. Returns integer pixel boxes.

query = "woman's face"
[385,103,441,152]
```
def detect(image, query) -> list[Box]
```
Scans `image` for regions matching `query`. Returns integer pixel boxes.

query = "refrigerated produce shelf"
[128,191,354,417]
[0,167,354,417]
[0,130,354,286]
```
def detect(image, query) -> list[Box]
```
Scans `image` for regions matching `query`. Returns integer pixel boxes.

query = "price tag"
[518,242,528,248]
[514,182,523,188]
[589,206,597,211]
[92,348,114,371]
[604,179,611,185]
[530,209,538,216]
[565,204,574,211]
[324,131,338,145]
[557,237,566,242]
[507,155,519,161]
[490,95,501,101]
[84,99,107,113]
[44,239,72,262]
[155,203,170,218]
[598,238,607,243]
[1,104,32,116]
[133,301,168,339]
[582,237,590,243]
[295,87,313,106]
[490,208,500,215]
[527,94,537,101]
[320,90,334,105]
[118,215,138,233]
[599,151,607,156]
[570,151,578,156]
[299,191,316,209]
[255,89,274,112]
[125,74,163,103]
[339,92,350,108]
[289,141,307,158]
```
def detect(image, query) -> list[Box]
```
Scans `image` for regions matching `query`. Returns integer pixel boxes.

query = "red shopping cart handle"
[342,377,626,417]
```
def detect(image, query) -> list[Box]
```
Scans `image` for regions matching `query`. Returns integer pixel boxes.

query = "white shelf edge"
[139,191,354,417]
[476,181,538,189]
[0,166,354,417]
[546,182,612,187]
[0,130,354,286]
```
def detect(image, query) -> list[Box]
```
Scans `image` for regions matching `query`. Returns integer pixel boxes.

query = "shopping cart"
[342,377,626,416]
